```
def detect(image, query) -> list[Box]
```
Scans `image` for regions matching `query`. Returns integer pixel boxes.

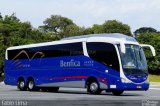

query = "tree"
[83,27,94,35]
[0,13,22,45]
[39,15,86,39]
[0,13,56,77]
[40,15,74,34]
[82,20,132,36]
[0,13,2,19]
[19,22,32,38]
[60,24,84,38]
[134,27,157,36]
[102,20,132,36]
[92,24,103,34]
[137,33,160,75]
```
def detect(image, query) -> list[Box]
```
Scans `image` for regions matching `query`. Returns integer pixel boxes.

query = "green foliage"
[92,24,103,34]
[134,27,157,36]
[39,15,78,39]
[83,27,94,35]
[82,20,132,36]
[19,22,32,38]
[0,13,2,19]
[40,15,132,38]
[60,24,84,38]
[102,20,132,36]
[40,15,74,33]
[0,14,55,76]
[137,33,160,74]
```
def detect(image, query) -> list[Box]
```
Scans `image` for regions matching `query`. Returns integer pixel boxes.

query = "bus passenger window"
[86,42,120,71]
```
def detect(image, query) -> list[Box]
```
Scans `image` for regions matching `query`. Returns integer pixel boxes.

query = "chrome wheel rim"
[90,82,98,92]
[29,81,34,89]
[20,81,24,88]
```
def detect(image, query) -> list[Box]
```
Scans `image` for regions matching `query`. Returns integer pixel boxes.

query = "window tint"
[8,42,83,60]
[87,42,119,71]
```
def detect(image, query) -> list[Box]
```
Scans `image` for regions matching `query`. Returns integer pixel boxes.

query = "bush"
[137,33,160,75]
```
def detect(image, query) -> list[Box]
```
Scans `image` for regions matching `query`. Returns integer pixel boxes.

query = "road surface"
[0,83,160,106]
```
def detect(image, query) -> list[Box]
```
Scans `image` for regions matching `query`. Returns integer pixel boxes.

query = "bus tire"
[112,90,124,96]
[18,78,27,91]
[48,87,59,92]
[87,81,101,95]
[27,78,38,91]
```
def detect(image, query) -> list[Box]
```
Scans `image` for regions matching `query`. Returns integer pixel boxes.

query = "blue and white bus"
[4,33,156,95]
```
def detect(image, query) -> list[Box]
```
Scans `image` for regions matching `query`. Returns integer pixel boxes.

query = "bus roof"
[62,33,136,42]
[7,33,138,50]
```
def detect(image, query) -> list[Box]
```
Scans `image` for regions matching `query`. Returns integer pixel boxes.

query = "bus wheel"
[112,90,124,96]
[87,81,101,95]
[27,79,38,91]
[48,87,59,92]
[18,78,27,91]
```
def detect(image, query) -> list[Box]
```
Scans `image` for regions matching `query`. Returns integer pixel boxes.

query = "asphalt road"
[0,83,160,106]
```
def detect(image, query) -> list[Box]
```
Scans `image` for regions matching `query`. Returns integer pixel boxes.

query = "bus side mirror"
[120,42,126,54]
[140,44,156,56]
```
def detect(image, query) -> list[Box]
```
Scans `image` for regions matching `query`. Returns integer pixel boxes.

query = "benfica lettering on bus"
[60,59,81,67]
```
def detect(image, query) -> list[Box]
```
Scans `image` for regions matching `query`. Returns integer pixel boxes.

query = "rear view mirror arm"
[140,44,156,56]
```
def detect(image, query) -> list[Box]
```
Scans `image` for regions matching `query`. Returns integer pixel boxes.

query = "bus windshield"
[120,44,148,75]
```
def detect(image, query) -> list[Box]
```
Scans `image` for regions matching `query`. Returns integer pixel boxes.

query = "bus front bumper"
[108,83,150,91]
[116,82,150,91]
